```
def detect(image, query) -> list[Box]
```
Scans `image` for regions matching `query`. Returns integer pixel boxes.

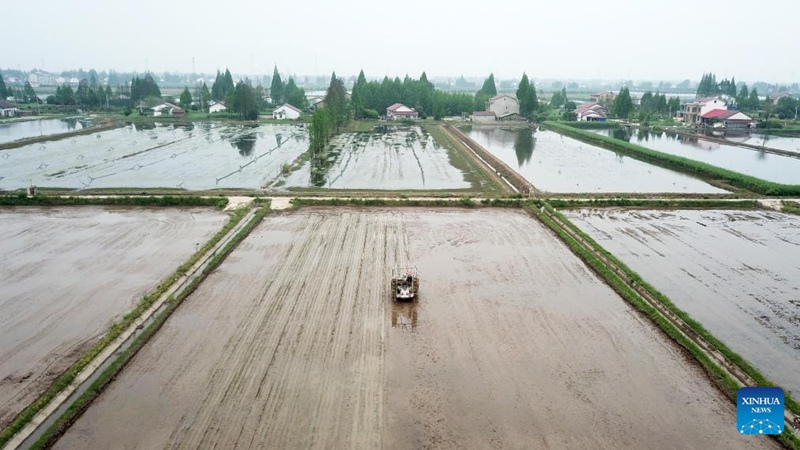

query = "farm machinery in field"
[391,266,419,301]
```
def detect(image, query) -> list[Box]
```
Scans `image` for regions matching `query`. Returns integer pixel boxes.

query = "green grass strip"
[782,201,800,216]
[289,197,524,208]
[29,203,270,449]
[0,194,228,209]
[527,202,799,448]
[0,203,251,447]
[544,121,800,196]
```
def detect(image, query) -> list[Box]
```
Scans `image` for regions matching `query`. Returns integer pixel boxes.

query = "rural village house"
[680,96,726,125]
[471,111,497,122]
[208,101,227,113]
[386,103,419,120]
[574,102,608,121]
[700,109,754,132]
[151,102,185,117]
[273,104,302,120]
[0,100,20,117]
[487,94,520,120]
[590,91,616,105]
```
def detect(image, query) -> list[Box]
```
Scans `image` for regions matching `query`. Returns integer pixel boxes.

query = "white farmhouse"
[209,101,227,113]
[487,94,520,119]
[0,100,19,117]
[386,103,419,120]
[471,111,496,123]
[273,104,302,120]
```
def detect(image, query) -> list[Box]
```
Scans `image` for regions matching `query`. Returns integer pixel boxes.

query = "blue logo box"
[737,387,784,435]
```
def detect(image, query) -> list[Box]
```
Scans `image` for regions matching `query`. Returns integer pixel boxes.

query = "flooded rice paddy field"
[595,128,800,184]
[0,206,227,428]
[0,122,307,190]
[280,126,471,190]
[725,133,800,154]
[54,208,765,449]
[461,126,725,194]
[0,118,89,144]
[564,209,800,396]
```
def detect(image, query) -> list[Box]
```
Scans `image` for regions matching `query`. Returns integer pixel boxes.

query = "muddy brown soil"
[0,206,227,428]
[565,208,800,397]
[55,208,776,449]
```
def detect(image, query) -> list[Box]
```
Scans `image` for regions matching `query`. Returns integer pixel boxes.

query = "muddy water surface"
[462,126,725,194]
[565,209,800,396]
[0,122,307,190]
[595,128,800,184]
[280,126,470,190]
[0,206,227,428]
[0,118,88,144]
[55,208,770,449]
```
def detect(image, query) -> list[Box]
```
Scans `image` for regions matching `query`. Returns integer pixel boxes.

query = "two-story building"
[386,103,419,120]
[681,96,727,126]
[487,94,520,120]
[574,102,608,121]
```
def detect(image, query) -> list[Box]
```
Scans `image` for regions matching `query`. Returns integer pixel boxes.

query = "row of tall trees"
[350,71,435,119]
[516,73,538,118]
[0,73,9,99]
[267,66,308,109]
[130,74,161,104]
[697,72,737,97]
[309,73,350,154]
[211,69,235,102]
[47,82,113,107]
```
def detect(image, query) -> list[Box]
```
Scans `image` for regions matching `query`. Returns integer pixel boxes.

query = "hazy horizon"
[4,0,799,83]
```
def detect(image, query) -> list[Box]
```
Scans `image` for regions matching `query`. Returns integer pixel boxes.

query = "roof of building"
[488,94,516,102]
[575,102,605,114]
[472,111,496,117]
[276,103,302,113]
[387,103,406,111]
[0,100,18,109]
[701,109,753,121]
[694,96,724,104]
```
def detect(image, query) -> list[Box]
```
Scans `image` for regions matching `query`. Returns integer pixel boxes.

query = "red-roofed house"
[680,96,726,125]
[574,102,608,121]
[151,102,185,117]
[273,103,302,120]
[386,103,419,120]
[700,109,754,131]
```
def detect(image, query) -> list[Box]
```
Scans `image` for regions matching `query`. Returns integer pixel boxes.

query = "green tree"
[611,86,633,119]
[179,87,193,110]
[23,81,38,103]
[478,73,497,98]
[270,65,284,105]
[736,83,750,110]
[234,81,259,120]
[667,96,681,117]
[774,96,799,119]
[351,69,368,118]
[284,78,308,109]
[748,88,760,113]
[211,70,223,101]
[516,73,538,118]
[0,73,7,99]
[324,72,349,131]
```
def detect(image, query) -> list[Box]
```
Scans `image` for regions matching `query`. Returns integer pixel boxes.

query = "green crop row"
[0,203,255,447]
[29,204,270,449]
[544,121,800,196]
[0,194,228,209]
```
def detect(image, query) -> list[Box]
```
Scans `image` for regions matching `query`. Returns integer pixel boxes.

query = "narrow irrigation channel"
[530,202,800,446]
[2,205,266,450]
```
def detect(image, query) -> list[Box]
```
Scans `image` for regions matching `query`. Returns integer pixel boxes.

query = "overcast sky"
[4,0,798,83]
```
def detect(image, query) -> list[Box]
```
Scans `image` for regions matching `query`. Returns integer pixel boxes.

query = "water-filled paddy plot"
[564,208,800,396]
[280,125,471,190]
[595,128,800,184]
[461,126,725,194]
[0,122,307,190]
[0,118,89,145]
[0,206,227,429]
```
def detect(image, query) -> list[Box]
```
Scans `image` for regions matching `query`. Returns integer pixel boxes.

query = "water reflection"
[391,302,419,331]
[231,132,257,157]
[513,128,535,166]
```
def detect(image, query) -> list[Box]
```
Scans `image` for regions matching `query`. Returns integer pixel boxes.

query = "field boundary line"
[1,205,262,450]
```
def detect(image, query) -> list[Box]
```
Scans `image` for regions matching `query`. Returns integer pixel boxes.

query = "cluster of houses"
[570,91,756,133]
[0,100,20,117]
